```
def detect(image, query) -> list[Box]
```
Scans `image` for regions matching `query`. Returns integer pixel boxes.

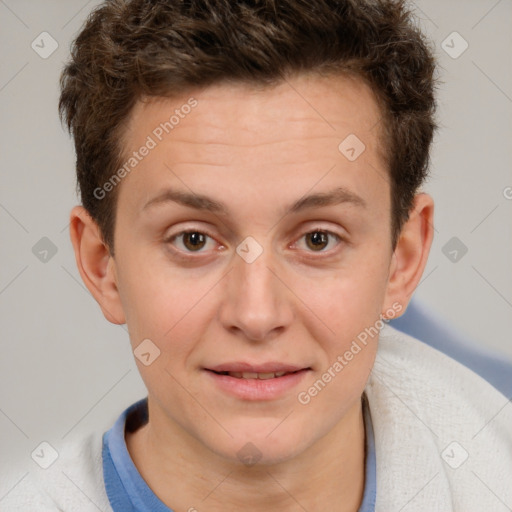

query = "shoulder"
[389,299,512,397]
[370,323,512,440]
[366,324,512,510]
[0,428,112,512]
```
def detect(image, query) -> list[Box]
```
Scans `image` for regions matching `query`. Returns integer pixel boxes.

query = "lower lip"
[204,369,310,401]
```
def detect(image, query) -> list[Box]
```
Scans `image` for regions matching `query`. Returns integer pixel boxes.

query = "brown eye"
[182,231,207,251]
[305,231,329,251]
[166,230,216,254]
[296,229,342,254]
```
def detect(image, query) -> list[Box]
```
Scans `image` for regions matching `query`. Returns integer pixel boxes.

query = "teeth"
[224,371,290,379]
[258,372,275,380]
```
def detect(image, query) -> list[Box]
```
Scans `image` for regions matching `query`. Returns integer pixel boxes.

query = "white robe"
[2,324,511,511]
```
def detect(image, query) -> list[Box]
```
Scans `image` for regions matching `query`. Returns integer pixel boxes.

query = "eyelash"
[164,227,344,259]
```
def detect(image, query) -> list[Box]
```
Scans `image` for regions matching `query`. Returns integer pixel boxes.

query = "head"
[61,0,436,465]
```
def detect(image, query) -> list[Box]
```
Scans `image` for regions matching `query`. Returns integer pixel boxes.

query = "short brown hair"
[59,0,437,254]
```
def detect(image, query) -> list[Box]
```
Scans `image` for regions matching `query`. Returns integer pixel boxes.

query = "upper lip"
[205,362,310,373]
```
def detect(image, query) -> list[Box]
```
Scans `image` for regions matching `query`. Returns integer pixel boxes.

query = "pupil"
[307,231,328,251]
[184,232,205,251]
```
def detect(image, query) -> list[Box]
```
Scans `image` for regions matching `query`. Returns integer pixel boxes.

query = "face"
[110,73,399,464]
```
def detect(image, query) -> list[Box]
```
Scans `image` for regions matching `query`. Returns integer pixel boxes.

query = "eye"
[165,230,218,253]
[294,229,342,253]
[164,227,343,258]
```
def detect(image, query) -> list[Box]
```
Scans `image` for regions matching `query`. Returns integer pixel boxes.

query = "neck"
[126,397,366,512]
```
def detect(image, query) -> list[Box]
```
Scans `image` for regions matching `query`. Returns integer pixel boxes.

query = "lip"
[206,362,307,373]
[203,362,311,401]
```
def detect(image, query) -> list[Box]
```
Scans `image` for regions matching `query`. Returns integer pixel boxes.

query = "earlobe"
[383,193,434,317]
[69,206,126,325]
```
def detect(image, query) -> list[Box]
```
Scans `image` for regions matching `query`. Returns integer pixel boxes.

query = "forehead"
[117,73,389,223]
[125,73,383,151]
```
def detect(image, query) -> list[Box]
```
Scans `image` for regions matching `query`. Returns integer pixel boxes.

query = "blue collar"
[102,395,376,511]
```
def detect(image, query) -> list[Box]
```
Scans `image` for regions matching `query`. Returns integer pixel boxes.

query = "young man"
[3,0,511,511]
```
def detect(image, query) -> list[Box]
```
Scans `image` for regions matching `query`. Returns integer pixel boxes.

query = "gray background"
[1,0,511,493]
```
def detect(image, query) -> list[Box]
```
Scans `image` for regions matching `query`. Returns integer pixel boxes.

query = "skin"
[70,73,434,511]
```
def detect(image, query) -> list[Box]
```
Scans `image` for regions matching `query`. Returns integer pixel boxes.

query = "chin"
[204,423,311,467]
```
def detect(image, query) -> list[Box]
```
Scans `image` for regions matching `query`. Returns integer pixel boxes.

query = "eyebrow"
[142,186,367,216]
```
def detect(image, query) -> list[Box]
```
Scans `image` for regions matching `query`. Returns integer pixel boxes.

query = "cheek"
[117,258,222,379]
[294,275,384,411]
[302,260,389,337]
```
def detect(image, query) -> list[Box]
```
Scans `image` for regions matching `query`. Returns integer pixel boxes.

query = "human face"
[112,73,395,464]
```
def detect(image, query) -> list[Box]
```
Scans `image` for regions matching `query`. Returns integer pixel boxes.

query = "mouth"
[203,363,311,400]
[206,369,305,380]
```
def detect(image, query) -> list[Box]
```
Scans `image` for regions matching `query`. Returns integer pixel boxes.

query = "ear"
[69,205,126,324]
[382,193,434,318]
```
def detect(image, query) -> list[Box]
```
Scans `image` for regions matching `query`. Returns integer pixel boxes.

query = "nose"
[218,240,294,342]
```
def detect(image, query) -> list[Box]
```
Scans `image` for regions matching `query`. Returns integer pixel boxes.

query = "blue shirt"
[102,395,377,511]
